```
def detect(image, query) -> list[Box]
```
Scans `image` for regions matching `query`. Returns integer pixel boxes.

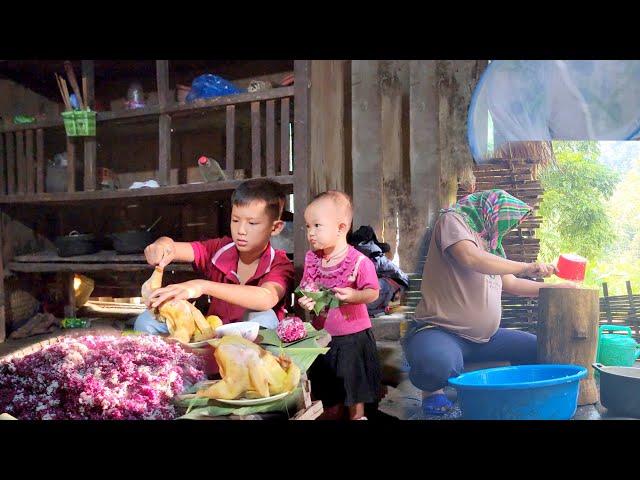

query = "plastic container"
[448,364,587,420]
[596,325,640,368]
[126,82,145,109]
[62,110,96,137]
[556,253,587,281]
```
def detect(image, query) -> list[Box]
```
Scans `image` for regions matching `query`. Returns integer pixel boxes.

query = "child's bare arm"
[148,279,285,311]
[333,287,378,305]
[144,236,195,268]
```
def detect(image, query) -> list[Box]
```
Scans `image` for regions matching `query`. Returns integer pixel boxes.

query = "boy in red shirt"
[134,178,294,333]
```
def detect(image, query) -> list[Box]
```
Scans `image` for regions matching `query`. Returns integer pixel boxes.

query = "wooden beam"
[251,101,261,178]
[293,60,311,280]
[157,61,171,186]
[225,105,235,177]
[0,213,4,342]
[82,60,96,191]
[280,98,290,176]
[5,133,15,195]
[25,129,34,194]
[351,60,382,233]
[36,129,44,193]
[266,100,276,177]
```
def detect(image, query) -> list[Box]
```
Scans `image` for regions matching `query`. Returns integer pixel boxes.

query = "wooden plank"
[8,262,193,273]
[293,60,311,282]
[66,136,76,192]
[266,100,276,177]
[0,175,294,205]
[5,133,15,195]
[225,105,235,178]
[0,132,4,195]
[36,129,44,193]
[0,87,295,133]
[25,130,34,194]
[251,101,261,178]
[82,61,96,191]
[280,98,290,175]
[626,281,637,322]
[351,60,382,233]
[16,131,25,194]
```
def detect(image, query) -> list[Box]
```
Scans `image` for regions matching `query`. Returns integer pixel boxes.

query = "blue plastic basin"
[448,364,587,420]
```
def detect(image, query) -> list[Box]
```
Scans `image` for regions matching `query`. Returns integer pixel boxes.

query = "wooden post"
[251,101,261,178]
[537,288,600,405]
[36,129,44,193]
[25,129,34,194]
[280,98,290,176]
[16,131,25,194]
[0,132,5,195]
[0,213,5,342]
[602,282,613,324]
[266,100,276,177]
[157,60,171,186]
[225,105,235,178]
[293,60,311,281]
[626,281,637,337]
[66,136,76,192]
[82,60,96,191]
[5,133,15,195]
[351,60,382,233]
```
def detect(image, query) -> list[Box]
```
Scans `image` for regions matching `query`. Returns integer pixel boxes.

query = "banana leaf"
[176,387,302,419]
[258,322,324,347]
[294,286,341,315]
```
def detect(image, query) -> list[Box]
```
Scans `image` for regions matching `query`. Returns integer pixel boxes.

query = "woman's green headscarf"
[442,189,532,258]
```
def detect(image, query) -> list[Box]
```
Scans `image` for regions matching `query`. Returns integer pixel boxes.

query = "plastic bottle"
[126,82,145,109]
[198,156,226,182]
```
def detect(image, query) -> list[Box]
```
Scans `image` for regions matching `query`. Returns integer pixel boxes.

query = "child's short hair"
[312,190,353,227]
[232,178,286,221]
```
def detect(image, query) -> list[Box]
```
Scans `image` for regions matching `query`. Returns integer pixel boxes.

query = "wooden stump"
[537,288,599,405]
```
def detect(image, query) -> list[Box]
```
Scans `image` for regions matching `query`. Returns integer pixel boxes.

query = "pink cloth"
[300,246,379,336]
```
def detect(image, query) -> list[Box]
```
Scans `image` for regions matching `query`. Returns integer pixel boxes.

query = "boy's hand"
[333,287,357,303]
[148,280,204,308]
[523,262,557,278]
[298,295,316,312]
[145,238,176,269]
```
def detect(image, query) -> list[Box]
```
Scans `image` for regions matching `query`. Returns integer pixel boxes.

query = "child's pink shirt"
[300,246,379,336]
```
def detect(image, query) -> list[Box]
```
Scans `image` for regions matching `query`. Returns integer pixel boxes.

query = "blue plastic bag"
[186,74,244,102]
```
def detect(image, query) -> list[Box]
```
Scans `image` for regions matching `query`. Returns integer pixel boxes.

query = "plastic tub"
[448,364,587,420]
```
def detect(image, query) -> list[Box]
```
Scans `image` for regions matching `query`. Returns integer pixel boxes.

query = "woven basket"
[5,287,40,331]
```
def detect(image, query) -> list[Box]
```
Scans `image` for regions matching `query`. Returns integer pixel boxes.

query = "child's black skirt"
[308,328,382,407]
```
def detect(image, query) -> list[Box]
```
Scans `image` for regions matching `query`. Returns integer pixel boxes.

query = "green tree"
[537,142,620,276]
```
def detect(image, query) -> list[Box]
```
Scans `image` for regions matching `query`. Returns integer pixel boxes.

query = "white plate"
[214,391,291,406]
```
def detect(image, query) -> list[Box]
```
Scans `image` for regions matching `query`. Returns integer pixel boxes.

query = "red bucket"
[556,254,587,281]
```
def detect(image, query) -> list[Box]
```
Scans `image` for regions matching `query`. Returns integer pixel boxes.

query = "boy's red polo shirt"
[190,236,294,323]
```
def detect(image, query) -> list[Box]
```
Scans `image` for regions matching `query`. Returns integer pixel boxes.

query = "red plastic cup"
[556,254,587,281]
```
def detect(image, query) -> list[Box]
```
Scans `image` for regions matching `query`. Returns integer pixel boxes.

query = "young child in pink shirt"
[298,190,382,420]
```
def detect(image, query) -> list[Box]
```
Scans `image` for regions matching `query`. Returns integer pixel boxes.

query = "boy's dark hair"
[231,178,286,221]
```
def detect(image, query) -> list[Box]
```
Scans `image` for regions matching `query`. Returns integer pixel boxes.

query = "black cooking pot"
[54,231,99,257]
[109,230,156,254]
[592,363,640,418]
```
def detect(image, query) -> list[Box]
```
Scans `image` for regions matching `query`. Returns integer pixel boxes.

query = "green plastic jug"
[596,325,640,367]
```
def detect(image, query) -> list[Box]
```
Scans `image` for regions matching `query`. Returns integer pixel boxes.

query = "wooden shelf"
[0,87,294,134]
[0,175,294,206]
[9,250,194,273]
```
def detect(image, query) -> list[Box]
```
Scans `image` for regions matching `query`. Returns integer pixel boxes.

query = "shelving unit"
[0,60,311,342]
